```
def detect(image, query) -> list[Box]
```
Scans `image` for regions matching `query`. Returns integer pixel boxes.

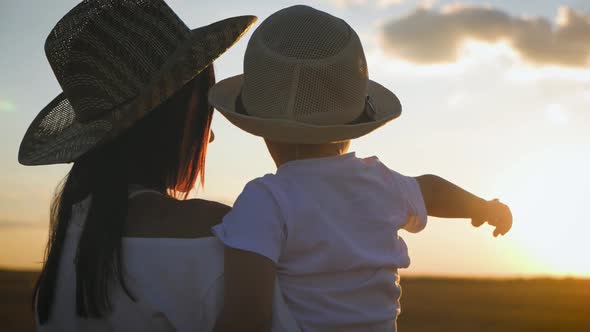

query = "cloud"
[380,5,590,67]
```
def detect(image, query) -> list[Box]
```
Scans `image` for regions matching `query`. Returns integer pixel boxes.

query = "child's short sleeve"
[212,179,285,263]
[393,173,428,233]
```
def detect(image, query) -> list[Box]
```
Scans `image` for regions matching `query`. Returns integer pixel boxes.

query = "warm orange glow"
[493,146,590,277]
[0,228,47,271]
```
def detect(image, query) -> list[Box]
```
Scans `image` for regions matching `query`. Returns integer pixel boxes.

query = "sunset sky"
[1,0,589,277]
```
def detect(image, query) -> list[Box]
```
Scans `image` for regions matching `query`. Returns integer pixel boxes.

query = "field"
[1,270,37,332]
[1,270,589,331]
[398,277,590,332]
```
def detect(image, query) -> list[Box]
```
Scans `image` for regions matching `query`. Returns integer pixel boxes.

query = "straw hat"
[209,5,401,144]
[18,0,256,165]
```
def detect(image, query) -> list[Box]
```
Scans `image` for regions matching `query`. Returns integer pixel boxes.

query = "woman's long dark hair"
[34,66,216,323]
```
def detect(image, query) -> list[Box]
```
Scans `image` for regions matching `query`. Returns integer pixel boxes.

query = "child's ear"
[264,139,286,167]
[340,140,352,154]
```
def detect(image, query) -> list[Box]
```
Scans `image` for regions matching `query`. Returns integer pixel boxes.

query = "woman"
[19,1,297,331]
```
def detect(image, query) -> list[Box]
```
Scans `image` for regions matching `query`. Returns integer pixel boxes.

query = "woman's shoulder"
[177,198,231,224]
[125,193,231,239]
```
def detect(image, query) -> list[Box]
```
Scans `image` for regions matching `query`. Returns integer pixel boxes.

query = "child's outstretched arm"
[213,247,275,332]
[414,175,512,236]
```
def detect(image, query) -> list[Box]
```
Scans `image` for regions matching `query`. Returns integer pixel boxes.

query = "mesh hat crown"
[19,0,256,165]
[209,5,402,143]
[243,5,368,125]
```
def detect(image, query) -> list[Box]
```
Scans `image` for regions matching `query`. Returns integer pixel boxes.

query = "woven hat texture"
[19,0,256,165]
[209,5,402,143]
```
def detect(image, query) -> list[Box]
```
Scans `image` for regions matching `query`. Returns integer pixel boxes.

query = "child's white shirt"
[213,152,427,332]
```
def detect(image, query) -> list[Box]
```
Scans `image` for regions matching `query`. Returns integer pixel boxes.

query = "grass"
[398,277,590,331]
[0,270,37,332]
[1,270,589,331]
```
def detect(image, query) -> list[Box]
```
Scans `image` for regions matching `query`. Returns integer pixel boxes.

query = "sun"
[493,146,590,277]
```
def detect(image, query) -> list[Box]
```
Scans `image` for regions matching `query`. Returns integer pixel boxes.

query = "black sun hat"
[18,0,256,165]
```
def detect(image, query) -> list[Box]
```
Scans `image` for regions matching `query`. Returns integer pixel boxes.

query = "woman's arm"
[414,174,512,236]
[213,247,276,332]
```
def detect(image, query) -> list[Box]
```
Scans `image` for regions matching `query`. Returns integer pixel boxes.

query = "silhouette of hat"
[19,0,256,165]
[209,5,401,144]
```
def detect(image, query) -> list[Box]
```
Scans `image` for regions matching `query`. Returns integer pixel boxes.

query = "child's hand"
[471,199,513,237]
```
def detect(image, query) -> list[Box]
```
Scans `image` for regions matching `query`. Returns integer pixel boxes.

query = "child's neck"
[264,139,352,168]
[272,151,345,168]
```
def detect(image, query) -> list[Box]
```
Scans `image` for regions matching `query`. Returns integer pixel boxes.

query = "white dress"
[36,189,300,332]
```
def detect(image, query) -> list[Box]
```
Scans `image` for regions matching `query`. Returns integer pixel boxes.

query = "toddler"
[209,5,512,332]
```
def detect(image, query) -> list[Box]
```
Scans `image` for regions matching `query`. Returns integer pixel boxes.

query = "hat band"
[235,91,377,125]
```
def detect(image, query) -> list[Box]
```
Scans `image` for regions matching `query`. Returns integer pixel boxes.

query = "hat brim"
[209,75,402,144]
[19,16,257,166]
